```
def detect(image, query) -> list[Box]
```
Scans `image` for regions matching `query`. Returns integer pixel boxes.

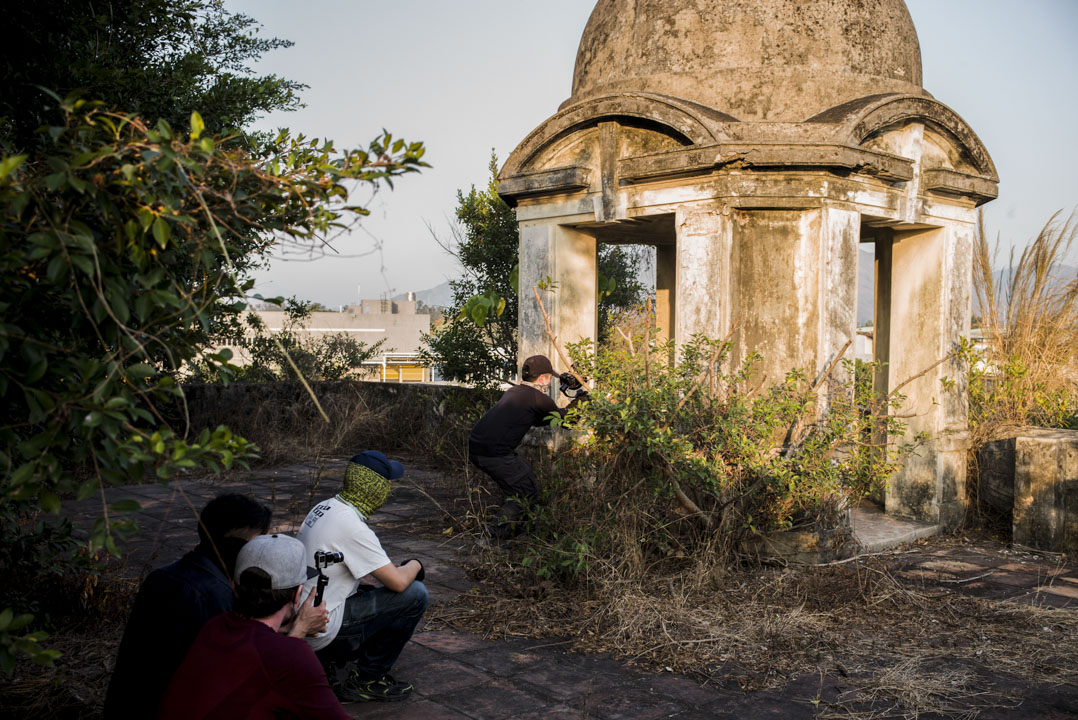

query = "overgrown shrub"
[517,327,915,585]
[0,100,424,669]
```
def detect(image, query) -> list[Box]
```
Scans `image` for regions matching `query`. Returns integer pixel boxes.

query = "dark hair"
[198,493,271,547]
[234,567,298,619]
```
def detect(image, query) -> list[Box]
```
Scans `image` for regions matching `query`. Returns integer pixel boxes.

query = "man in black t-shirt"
[468,354,586,539]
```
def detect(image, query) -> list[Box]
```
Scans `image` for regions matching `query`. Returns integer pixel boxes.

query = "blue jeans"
[316,581,428,680]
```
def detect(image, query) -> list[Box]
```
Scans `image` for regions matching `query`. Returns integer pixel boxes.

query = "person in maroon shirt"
[157,534,349,720]
[468,354,588,540]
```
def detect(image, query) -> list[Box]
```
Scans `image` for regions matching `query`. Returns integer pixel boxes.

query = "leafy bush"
[1,0,305,152]
[518,325,914,584]
[0,100,424,668]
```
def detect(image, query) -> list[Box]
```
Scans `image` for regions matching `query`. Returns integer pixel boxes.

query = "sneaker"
[336,673,413,703]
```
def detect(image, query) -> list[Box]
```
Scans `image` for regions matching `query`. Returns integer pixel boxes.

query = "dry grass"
[433,552,1078,719]
[0,618,127,719]
[971,209,1078,445]
[179,380,494,470]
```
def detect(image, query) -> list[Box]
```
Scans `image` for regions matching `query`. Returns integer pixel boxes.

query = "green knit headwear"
[339,462,391,519]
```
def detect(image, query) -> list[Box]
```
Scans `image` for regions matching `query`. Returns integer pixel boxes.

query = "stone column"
[674,205,734,345]
[872,233,894,463]
[815,205,860,399]
[873,234,894,398]
[654,243,677,344]
[518,218,598,377]
[885,221,973,528]
[727,205,858,395]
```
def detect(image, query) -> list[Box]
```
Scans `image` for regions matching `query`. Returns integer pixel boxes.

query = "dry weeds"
[432,551,1078,719]
[971,209,1078,444]
[179,380,493,469]
[0,618,126,718]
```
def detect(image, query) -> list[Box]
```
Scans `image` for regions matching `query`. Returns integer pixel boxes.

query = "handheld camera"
[558,371,588,399]
[313,550,344,607]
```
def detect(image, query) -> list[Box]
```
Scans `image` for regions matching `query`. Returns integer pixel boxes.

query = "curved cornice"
[501,92,733,178]
[822,94,998,181]
[500,92,997,207]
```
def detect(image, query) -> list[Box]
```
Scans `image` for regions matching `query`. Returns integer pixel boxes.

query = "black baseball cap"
[522,355,554,381]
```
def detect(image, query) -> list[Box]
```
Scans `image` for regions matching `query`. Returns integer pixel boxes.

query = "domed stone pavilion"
[499,0,997,529]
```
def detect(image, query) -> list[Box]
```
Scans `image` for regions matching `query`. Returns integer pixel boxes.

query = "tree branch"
[532,286,591,392]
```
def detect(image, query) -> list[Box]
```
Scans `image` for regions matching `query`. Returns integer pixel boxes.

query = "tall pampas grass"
[970,209,1078,447]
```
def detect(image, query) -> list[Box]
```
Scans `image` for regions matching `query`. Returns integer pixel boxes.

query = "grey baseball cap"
[234,533,316,590]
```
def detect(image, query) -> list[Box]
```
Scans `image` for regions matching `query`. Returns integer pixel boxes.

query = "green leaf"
[0,648,14,674]
[46,254,67,283]
[7,614,34,632]
[105,533,120,558]
[189,111,205,140]
[77,479,97,501]
[137,208,155,231]
[32,650,61,665]
[40,491,60,514]
[0,154,26,181]
[70,254,94,276]
[0,608,12,631]
[152,217,171,248]
[26,358,47,384]
[109,499,141,513]
[251,294,284,306]
[111,293,130,324]
[126,363,156,380]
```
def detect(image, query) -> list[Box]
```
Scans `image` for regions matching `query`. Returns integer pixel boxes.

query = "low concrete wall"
[979,428,1078,554]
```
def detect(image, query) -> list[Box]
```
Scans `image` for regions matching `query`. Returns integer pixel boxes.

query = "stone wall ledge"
[979,428,1078,554]
[619,142,915,184]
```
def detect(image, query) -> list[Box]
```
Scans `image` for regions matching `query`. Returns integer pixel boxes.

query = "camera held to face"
[558,372,589,399]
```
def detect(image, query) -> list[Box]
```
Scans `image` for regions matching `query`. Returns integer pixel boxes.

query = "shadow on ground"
[3,456,1076,719]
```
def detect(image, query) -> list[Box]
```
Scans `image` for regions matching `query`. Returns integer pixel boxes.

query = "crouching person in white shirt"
[297,450,428,703]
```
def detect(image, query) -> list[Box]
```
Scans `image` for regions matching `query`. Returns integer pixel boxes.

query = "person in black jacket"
[104,493,327,719]
[468,354,586,540]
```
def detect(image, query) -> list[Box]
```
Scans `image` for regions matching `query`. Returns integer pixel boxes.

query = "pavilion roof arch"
[821,93,998,182]
[500,93,731,175]
[500,91,998,211]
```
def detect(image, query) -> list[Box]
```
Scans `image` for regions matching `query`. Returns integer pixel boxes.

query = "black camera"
[314,550,343,568]
[558,371,589,399]
[313,550,344,607]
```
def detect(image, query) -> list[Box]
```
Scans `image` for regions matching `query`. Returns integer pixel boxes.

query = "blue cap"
[349,450,405,480]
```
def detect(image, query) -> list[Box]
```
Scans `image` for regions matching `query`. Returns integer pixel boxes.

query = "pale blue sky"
[225,0,1078,306]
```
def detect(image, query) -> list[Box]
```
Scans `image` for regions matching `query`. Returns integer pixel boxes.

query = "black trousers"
[469,453,539,538]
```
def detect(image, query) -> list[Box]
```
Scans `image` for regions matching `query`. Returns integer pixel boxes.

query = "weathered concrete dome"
[566,0,926,122]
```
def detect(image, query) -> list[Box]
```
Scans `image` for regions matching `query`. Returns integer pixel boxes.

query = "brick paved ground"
[78,458,1077,719]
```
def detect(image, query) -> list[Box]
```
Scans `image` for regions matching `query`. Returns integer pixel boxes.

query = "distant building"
[231,294,433,382]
